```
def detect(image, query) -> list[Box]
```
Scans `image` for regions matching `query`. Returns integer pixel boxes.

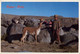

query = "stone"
[28,35,35,42]
[1,26,7,40]
[6,23,26,43]
[9,23,25,35]
[38,29,51,43]
[70,28,76,32]
[59,27,64,36]
[24,18,39,27]
[60,32,77,46]
[1,26,7,36]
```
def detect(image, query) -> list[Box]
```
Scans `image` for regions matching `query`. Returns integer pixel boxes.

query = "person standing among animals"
[52,15,61,44]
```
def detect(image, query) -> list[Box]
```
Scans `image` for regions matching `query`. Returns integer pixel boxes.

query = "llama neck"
[38,22,42,29]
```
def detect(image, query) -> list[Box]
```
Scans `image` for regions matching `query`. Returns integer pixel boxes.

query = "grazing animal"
[21,22,43,43]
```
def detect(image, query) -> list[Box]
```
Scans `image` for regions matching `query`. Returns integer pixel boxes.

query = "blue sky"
[2,2,78,18]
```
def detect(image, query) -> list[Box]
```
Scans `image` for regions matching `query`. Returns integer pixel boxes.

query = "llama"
[21,21,43,43]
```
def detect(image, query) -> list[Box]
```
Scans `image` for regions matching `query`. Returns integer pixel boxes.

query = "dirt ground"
[1,40,78,52]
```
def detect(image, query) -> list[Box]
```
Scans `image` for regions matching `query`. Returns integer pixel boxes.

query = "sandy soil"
[1,40,78,52]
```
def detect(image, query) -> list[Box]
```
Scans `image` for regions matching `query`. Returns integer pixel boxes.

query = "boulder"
[69,30,78,42]
[38,29,51,43]
[6,23,26,43]
[71,31,78,37]
[1,26,7,36]
[1,19,12,28]
[1,26,7,40]
[18,19,24,25]
[59,27,64,36]
[70,28,76,32]
[24,18,39,27]
[1,14,13,27]
[60,32,78,46]
[31,18,40,27]
[27,35,35,42]
[9,23,25,35]
[24,19,34,27]
[12,17,20,23]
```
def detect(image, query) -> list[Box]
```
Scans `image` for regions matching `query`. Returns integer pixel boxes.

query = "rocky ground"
[1,40,78,52]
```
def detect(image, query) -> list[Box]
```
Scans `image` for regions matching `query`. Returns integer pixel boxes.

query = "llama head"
[38,21,43,28]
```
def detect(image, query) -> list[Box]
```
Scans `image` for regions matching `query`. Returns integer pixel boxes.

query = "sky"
[1,2,78,18]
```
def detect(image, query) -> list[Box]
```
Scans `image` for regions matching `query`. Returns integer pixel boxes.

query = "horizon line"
[1,13,78,18]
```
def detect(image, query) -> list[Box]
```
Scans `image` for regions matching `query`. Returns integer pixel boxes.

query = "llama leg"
[35,32,37,43]
[21,30,27,43]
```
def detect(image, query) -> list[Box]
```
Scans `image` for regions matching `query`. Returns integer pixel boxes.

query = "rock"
[1,19,12,27]
[1,26,7,40]
[31,18,40,27]
[18,19,24,25]
[69,29,78,38]
[28,35,34,42]
[60,33,77,46]
[72,31,78,37]
[12,16,20,23]
[24,19,34,27]
[38,29,51,43]
[1,14,12,27]
[1,26,7,36]
[6,23,26,43]
[59,27,64,36]
[12,40,20,44]
[70,28,76,32]
[24,18,39,27]
[9,45,19,49]
[9,23,25,35]
[19,16,27,21]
